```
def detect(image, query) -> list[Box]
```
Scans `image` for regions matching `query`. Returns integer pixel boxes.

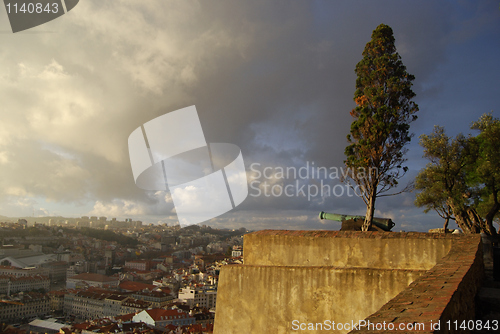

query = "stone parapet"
[214,231,483,334]
[245,230,455,270]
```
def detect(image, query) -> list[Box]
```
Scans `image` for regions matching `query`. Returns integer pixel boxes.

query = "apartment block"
[0,292,50,322]
[124,260,151,271]
[178,286,217,310]
[0,274,50,294]
[63,288,152,320]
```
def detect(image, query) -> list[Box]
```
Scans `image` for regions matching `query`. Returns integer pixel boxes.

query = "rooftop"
[69,273,118,282]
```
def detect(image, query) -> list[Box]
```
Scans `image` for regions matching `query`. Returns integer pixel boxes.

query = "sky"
[0,0,499,232]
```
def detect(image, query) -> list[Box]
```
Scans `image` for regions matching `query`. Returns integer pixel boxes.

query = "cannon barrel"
[319,211,395,231]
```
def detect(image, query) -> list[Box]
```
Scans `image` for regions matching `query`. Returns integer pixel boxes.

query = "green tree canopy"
[415,127,477,233]
[415,113,499,235]
[471,113,500,233]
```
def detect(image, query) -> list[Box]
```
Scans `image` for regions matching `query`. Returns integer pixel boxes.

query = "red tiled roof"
[72,322,92,330]
[158,287,172,294]
[60,327,72,334]
[0,328,26,334]
[146,308,189,321]
[69,273,118,282]
[120,280,156,292]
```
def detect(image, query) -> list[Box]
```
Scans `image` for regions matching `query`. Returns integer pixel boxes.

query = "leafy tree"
[414,172,454,231]
[415,113,500,235]
[344,23,418,231]
[470,113,500,234]
[415,127,479,233]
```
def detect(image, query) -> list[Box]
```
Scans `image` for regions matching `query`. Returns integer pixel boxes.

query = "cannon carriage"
[319,211,395,231]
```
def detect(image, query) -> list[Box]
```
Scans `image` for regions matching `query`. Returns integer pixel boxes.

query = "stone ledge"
[245,231,455,270]
[251,230,468,239]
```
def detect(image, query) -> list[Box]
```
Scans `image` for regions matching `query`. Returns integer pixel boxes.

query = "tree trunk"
[484,202,499,236]
[449,203,475,234]
[466,208,483,234]
[443,217,449,233]
[465,206,497,235]
[362,192,376,231]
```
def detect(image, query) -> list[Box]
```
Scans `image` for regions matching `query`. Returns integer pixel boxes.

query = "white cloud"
[90,200,147,217]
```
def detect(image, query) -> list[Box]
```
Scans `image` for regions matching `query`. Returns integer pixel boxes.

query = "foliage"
[63,227,139,246]
[0,226,52,238]
[344,23,418,231]
[470,113,500,233]
[415,113,500,235]
[415,127,475,232]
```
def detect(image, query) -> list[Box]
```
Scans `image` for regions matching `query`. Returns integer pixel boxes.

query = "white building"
[178,286,217,309]
[231,245,242,257]
[132,308,195,328]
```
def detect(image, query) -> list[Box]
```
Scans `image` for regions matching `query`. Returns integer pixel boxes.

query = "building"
[119,298,151,315]
[0,292,50,322]
[102,295,129,318]
[28,319,69,334]
[0,245,30,257]
[0,253,57,268]
[132,290,173,308]
[0,274,50,294]
[63,288,152,320]
[41,261,69,284]
[119,280,156,292]
[104,249,114,267]
[66,273,119,289]
[0,253,67,283]
[231,245,242,257]
[132,308,195,328]
[64,289,107,320]
[48,290,65,312]
[0,265,49,277]
[178,286,217,310]
[124,260,151,271]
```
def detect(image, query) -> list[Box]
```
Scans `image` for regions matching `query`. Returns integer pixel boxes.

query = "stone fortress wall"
[214,231,483,334]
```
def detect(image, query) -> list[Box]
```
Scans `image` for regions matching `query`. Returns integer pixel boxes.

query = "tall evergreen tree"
[344,24,418,231]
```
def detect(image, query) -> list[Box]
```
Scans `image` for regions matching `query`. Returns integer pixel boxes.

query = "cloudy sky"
[0,0,498,231]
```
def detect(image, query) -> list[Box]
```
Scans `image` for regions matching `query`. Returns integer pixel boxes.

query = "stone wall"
[244,230,454,270]
[214,231,483,334]
[216,266,425,334]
